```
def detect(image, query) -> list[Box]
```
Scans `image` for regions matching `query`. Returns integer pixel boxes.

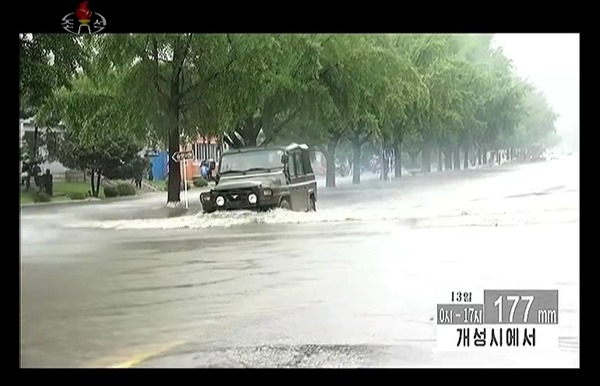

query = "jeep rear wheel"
[307,195,316,212]
[279,198,291,210]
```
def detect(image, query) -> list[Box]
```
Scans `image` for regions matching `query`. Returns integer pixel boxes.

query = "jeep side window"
[287,152,296,180]
[301,150,314,175]
[295,152,305,176]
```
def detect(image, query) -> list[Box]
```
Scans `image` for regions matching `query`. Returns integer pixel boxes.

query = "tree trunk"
[95,170,102,198]
[422,143,431,173]
[444,149,452,171]
[464,147,469,169]
[437,147,443,172]
[393,143,402,179]
[409,152,418,168]
[324,139,337,188]
[167,120,181,203]
[166,47,183,203]
[243,127,259,147]
[352,139,361,184]
[382,149,389,181]
[166,68,182,203]
[238,117,260,147]
[25,125,40,192]
[477,148,482,165]
[453,149,460,170]
[90,169,96,198]
[33,126,39,161]
[244,134,258,148]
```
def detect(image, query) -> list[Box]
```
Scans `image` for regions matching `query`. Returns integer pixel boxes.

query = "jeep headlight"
[262,188,272,196]
[202,194,211,202]
[216,196,225,206]
[248,193,257,204]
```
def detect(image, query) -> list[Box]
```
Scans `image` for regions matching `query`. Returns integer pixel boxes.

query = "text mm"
[538,309,557,324]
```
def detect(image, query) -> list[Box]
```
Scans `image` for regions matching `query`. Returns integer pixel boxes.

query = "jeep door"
[287,149,311,211]
[299,148,317,205]
[282,149,301,210]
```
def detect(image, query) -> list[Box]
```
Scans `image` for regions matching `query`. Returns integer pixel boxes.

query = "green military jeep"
[200,143,317,213]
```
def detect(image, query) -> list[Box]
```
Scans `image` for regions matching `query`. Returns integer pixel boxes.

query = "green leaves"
[30,33,558,180]
[513,87,559,148]
[20,34,87,112]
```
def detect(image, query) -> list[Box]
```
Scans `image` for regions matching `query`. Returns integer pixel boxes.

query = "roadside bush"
[116,182,136,196]
[33,191,51,203]
[67,192,87,200]
[193,177,208,187]
[103,186,119,198]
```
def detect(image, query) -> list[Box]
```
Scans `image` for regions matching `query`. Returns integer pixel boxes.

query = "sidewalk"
[20,192,149,210]
[20,185,212,210]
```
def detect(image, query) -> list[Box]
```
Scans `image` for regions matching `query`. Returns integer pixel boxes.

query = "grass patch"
[20,192,69,204]
[20,180,105,205]
[150,180,167,191]
[54,181,94,195]
[20,193,34,204]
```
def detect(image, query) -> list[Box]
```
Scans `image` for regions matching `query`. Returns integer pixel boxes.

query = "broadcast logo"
[62,1,106,34]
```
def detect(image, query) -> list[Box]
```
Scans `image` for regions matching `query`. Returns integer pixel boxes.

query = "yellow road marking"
[87,341,185,368]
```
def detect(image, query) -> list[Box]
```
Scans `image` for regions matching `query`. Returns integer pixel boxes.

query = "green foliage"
[20,34,87,111]
[33,191,52,203]
[103,156,150,180]
[67,191,87,200]
[29,33,560,191]
[513,87,559,148]
[55,130,141,175]
[116,182,136,196]
[103,186,119,198]
[192,177,208,187]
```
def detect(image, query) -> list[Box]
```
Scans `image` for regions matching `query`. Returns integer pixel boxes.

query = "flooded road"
[20,157,579,367]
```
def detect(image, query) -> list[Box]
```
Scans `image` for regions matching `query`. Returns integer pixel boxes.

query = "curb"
[20,194,147,210]
[20,186,212,210]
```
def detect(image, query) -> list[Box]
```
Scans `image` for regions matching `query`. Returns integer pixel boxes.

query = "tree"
[475,47,528,164]
[36,67,149,197]
[289,34,357,188]
[398,34,456,173]
[103,155,150,181]
[20,34,87,188]
[58,130,141,197]
[514,86,559,153]
[96,34,236,204]
[31,33,556,198]
[379,34,430,179]
[218,34,323,148]
[303,35,398,186]
[20,34,86,111]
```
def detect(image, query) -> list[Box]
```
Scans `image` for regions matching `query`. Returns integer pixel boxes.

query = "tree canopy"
[26,33,559,198]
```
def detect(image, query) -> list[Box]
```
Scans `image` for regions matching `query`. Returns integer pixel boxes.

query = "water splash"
[62,197,578,231]
[65,206,418,230]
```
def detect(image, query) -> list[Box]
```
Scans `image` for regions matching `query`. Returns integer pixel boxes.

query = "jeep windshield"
[219,150,285,175]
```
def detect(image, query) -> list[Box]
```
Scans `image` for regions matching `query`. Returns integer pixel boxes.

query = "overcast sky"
[492,33,579,137]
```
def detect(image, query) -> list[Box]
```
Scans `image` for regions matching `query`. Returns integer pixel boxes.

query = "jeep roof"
[221,143,309,156]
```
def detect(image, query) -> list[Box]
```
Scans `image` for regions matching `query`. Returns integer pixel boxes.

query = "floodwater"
[20,156,579,367]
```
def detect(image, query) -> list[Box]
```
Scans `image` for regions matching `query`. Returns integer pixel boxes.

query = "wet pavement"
[20,157,579,367]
